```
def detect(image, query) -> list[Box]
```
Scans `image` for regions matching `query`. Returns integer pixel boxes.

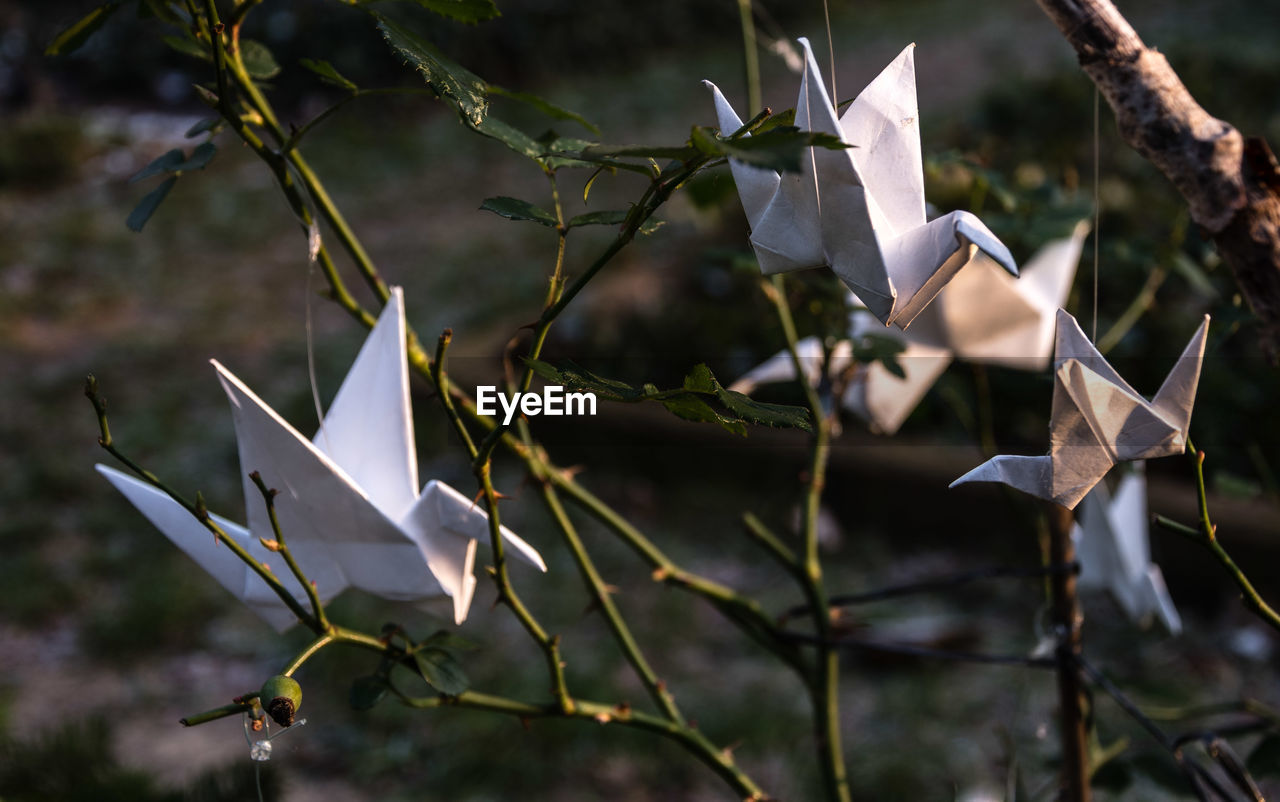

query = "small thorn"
[213,22,225,34]
[651,567,670,582]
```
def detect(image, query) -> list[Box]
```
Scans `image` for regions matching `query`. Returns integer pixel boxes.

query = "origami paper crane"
[1072,466,1182,634]
[950,309,1210,509]
[97,288,545,630]
[730,224,1087,434]
[705,39,1017,328]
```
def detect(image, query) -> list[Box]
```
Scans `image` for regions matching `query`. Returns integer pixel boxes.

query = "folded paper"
[705,39,1017,328]
[98,287,545,630]
[950,309,1209,508]
[1072,466,1182,634]
[731,225,1086,433]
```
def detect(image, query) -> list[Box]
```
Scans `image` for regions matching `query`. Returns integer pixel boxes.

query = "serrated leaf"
[413,648,468,695]
[126,177,177,232]
[45,1,123,56]
[488,85,598,134]
[582,143,698,162]
[299,58,358,92]
[349,675,389,710]
[161,33,209,61]
[472,115,542,160]
[129,149,185,184]
[239,39,280,80]
[709,125,852,173]
[185,117,221,138]
[480,196,556,226]
[1247,733,1280,778]
[568,210,628,228]
[172,142,216,172]
[661,395,745,435]
[521,359,811,435]
[390,0,500,23]
[376,13,487,127]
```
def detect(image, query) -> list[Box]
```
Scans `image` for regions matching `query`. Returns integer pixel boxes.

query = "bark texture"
[1036,0,1280,360]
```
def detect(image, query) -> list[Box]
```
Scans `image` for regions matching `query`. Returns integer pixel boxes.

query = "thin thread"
[1092,86,1101,343]
[822,0,837,103]
[305,221,330,454]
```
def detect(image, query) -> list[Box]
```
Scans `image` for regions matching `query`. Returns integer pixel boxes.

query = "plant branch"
[392,687,765,800]
[532,475,684,723]
[249,471,329,629]
[1151,440,1280,634]
[1035,0,1280,360]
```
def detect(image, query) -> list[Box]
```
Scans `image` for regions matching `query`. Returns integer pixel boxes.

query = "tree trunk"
[1036,0,1280,361]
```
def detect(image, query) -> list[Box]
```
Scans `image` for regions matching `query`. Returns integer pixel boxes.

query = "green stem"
[433,329,479,458]
[478,460,574,713]
[282,633,336,677]
[735,0,762,114]
[1157,439,1280,634]
[533,475,684,722]
[85,377,320,630]
[763,276,849,802]
[393,688,764,800]
[249,471,329,629]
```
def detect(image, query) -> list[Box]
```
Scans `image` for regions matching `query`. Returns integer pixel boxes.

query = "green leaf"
[349,675,389,710]
[126,177,177,232]
[567,210,628,228]
[392,0,501,24]
[299,58,358,92]
[172,142,216,172]
[704,125,852,173]
[471,115,542,161]
[480,196,556,226]
[376,13,488,127]
[137,0,185,24]
[239,40,281,80]
[184,117,221,138]
[853,332,908,379]
[129,149,184,184]
[1247,733,1280,779]
[45,1,123,56]
[161,33,210,61]
[412,648,468,695]
[521,359,812,435]
[582,143,698,162]
[488,86,599,135]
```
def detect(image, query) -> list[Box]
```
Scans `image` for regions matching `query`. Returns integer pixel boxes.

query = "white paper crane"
[730,224,1087,434]
[97,288,545,630]
[950,309,1209,509]
[1072,465,1182,634]
[705,39,1017,328]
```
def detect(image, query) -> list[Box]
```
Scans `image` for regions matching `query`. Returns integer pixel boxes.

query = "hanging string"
[822,0,837,103]
[1092,86,1101,343]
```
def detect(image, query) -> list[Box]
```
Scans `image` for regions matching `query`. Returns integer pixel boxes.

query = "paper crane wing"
[952,311,1209,509]
[706,39,1016,329]
[95,465,313,632]
[214,361,436,602]
[316,288,419,521]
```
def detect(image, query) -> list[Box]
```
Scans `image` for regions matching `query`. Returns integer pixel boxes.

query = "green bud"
[260,675,302,728]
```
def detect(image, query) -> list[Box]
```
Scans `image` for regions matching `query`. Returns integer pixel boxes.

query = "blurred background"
[3,0,1280,798]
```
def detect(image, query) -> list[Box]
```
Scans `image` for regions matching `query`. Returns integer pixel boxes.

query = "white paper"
[98,288,545,630]
[1072,466,1182,634]
[706,39,1017,329]
[730,226,1086,434]
[950,309,1210,509]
